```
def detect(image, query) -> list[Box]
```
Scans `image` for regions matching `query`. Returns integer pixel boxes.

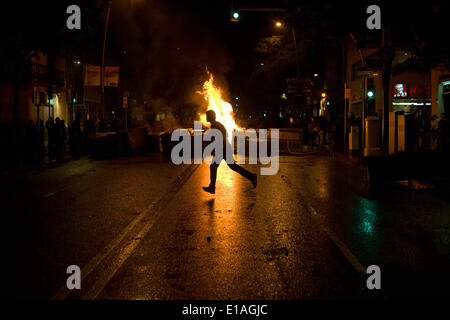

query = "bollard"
[364,116,382,157]
[349,125,360,151]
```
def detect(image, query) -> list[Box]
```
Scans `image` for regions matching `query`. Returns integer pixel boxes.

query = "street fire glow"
[198,72,239,142]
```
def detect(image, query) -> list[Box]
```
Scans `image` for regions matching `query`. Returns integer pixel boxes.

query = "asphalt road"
[3,153,449,300]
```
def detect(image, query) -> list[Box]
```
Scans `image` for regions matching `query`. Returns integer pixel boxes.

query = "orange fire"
[198,72,239,142]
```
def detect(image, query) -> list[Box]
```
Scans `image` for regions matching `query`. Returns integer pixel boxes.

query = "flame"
[198,72,239,142]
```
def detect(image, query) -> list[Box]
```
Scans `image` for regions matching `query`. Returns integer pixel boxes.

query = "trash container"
[90,134,108,160]
[128,128,148,155]
[106,132,119,158]
[119,131,131,156]
[349,125,359,150]
[364,116,381,157]
[147,134,161,153]
[160,132,174,155]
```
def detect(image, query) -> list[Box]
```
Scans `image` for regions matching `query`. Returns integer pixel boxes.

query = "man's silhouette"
[202,110,257,194]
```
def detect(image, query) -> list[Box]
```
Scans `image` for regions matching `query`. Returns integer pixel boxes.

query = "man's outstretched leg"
[202,162,219,194]
[227,162,257,188]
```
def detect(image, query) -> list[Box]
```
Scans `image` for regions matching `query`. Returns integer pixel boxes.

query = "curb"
[334,152,364,168]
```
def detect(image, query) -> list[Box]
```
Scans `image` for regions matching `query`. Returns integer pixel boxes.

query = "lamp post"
[100,0,112,119]
[275,21,300,81]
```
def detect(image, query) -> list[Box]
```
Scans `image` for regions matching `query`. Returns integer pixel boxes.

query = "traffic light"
[367,78,374,98]
[231,11,239,22]
[366,77,375,114]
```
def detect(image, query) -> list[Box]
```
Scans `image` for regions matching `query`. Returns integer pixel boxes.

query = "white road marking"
[304,203,366,275]
[320,225,366,274]
[81,164,199,300]
[280,169,366,275]
[51,201,156,300]
[51,164,199,300]
[81,204,162,300]
[42,191,59,199]
[42,185,69,199]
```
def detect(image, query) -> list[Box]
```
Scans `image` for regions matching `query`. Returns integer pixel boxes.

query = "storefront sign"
[84,64,120,87]
[394,84,407,98]
[394,84,430,98]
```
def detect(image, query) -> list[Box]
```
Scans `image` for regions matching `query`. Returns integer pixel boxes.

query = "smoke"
[110,0,232,129]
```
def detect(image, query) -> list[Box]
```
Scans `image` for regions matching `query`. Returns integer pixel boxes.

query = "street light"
[101,0,112,119]
[274,20,300,82]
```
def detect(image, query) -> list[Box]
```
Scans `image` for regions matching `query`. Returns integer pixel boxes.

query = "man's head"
[206,110,216,123]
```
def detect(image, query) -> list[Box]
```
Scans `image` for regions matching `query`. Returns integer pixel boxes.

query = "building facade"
[0,50,70,123]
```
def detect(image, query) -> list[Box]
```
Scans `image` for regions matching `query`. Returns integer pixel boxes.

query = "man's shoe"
[202,186,215,194]
[251,174,257,188]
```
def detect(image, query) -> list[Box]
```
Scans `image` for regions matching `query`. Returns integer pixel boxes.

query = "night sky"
[1,0,448,120]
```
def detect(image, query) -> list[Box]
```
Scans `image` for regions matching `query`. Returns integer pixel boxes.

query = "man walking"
[202,110,257,194]
[438,113,449,153]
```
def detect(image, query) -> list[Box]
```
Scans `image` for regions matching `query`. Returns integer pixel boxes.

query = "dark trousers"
[209,159,254,188]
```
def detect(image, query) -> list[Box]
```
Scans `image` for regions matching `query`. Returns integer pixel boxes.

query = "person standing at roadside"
[54,118,64,162]
[69,116,82,159]
[431,115,439,150]
[438,113,449,153]
[328,122,336,157]
[46,117,55,161]
[309,117,319,150]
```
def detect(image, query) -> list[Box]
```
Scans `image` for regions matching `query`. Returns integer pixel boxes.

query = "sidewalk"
[0,143,74,178]
[334,151,364,167]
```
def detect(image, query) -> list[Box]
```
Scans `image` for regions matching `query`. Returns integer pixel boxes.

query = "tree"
[247,3,346,117]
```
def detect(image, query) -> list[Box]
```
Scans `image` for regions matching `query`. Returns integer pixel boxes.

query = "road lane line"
[51,164,199,300]
[301,199,366,275]
[81,164,199,300]
[320,225,366,274]
[281,171,366,275]
[81,206,162,300]
[42,191,59,199]
[303,202,366,275]
[51,201,156,300]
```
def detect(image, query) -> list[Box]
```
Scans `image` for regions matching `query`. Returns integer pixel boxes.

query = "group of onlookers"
[410,112,449,153]
[298,115,336,154]
[46,117,67,162]
[0,116,101,170]
[294,110,449,155]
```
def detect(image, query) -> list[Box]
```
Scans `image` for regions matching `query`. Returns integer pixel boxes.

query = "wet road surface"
[3,154,449,299]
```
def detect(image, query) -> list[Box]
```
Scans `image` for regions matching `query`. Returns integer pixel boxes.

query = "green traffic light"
[367,91,374,98]
[233,12,239,19]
